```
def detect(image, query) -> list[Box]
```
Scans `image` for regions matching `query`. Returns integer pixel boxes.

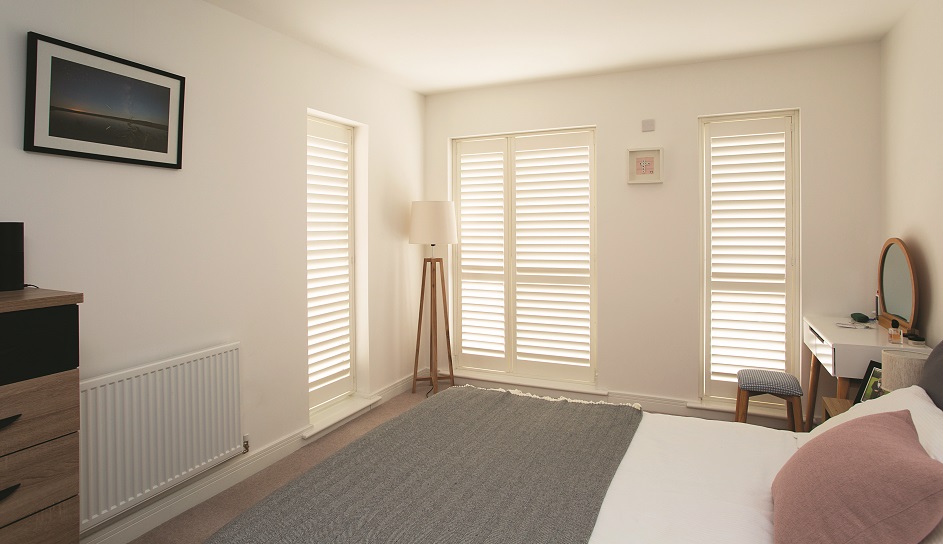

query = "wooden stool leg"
[735,388,749,423]
[789,396,803,432]
[785,396,795,432]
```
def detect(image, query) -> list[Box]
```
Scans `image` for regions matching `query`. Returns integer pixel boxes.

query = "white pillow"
[799,386,943,462]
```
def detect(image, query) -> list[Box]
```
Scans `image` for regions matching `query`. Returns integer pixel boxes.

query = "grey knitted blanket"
[207,386,643,544]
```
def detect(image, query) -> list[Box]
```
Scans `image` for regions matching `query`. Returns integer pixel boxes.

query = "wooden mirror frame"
[877,237,918,332]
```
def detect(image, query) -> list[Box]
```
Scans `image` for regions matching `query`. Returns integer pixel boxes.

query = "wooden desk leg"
[836,378,851,400]
[804,355,821,432]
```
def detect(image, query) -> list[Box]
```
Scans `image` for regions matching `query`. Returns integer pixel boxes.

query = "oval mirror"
[878,237,918,332]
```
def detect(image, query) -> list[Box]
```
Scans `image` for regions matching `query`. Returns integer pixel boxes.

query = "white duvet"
[590,413,798,543]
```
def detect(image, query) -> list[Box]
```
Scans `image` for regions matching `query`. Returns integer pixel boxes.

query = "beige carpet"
[131,389,429,544]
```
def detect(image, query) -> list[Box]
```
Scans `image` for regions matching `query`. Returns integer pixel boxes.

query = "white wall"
[426,44,884,402]
[882,0,943,345]
[0,0,423,452]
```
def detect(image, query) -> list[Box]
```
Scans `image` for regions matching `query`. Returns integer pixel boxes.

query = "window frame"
[306,115,357,413]
[699,110,801,405]
[451,127,597,385]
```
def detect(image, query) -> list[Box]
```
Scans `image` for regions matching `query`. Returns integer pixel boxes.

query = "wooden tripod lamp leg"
[437,259,455,387]
[412,257,455,395]
[430,258,439,393]
[412,259,430,394]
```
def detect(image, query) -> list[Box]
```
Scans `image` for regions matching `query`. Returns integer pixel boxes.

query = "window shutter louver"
[702,114,797,400]
[307,117,354,410]
[454,129,595,383]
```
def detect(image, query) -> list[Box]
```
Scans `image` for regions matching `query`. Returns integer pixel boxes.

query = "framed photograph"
[854,360,886,403]
[24,32,185,169]
[627,148,662,184]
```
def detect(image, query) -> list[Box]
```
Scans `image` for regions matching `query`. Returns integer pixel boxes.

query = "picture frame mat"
[627,148,663,184]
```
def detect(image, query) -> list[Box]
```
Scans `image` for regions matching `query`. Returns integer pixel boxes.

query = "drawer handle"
[0,483,21,503]
[0,414,22,431]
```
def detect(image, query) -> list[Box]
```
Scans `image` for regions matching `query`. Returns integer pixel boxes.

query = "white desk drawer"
[804,322,834,375]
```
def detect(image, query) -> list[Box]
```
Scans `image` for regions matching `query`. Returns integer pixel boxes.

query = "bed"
[209,368,943,543]
[592,384,943,544]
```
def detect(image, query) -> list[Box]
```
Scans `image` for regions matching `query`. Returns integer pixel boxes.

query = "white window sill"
[301,394,381,440]
[687,398,787,419]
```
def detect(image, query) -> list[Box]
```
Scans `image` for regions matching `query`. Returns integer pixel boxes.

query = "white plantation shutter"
[457,138,507,371]
[454,129,595,383]
[701,113,798,401]
[306,117,354,410]
[513,133,592,380]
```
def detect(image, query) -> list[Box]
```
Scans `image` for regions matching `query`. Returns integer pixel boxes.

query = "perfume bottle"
[888,319,902,344]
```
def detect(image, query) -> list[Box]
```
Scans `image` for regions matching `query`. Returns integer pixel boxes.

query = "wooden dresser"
[0,289,82,544]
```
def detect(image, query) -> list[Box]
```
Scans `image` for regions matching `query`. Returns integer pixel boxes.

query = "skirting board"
[609,390,792,429]
[607,391,690,414]
[449,377,791,430]
[79,427,309,544]
[80,374,415,544]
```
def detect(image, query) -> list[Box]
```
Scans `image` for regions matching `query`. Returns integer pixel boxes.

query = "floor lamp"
[409,201,457,394]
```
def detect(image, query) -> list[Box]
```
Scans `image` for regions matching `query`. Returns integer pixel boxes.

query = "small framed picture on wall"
[627,148,662,184]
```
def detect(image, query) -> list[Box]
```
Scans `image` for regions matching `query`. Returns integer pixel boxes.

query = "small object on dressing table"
[836,321,871,329]
[888,319,902,344]
[851,312,870,323]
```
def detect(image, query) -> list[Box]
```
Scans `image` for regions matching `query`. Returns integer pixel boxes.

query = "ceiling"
[206,0,916,94]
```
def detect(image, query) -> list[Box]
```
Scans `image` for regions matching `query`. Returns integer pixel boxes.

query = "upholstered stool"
[735,369,804,431]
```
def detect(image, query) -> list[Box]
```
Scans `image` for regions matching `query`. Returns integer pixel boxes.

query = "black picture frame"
[24,32,185,169]
[854,360,885,403]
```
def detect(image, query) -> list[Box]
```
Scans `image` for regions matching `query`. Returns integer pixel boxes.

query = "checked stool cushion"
[737,369,803,397]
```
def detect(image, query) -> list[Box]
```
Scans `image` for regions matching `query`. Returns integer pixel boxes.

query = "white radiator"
[79,343,243,532]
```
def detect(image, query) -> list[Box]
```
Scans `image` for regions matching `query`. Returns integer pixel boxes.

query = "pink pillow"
[772,410,943,544]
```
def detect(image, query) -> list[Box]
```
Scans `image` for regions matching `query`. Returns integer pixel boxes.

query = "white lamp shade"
[409,201,457,245]
[882,349,929,391]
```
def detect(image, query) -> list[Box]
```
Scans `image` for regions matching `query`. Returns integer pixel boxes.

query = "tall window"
[306,116,355,411]
[700,111,799,402]
[453,128,596,384]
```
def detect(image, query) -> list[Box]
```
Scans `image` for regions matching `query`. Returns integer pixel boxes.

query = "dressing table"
[802,315,930,430]
[803,238,928,431]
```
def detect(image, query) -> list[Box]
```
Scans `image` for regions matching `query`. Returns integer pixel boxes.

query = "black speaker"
[0,222,24,291]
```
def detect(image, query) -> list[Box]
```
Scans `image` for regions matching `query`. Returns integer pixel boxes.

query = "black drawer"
[0,305,78,386]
